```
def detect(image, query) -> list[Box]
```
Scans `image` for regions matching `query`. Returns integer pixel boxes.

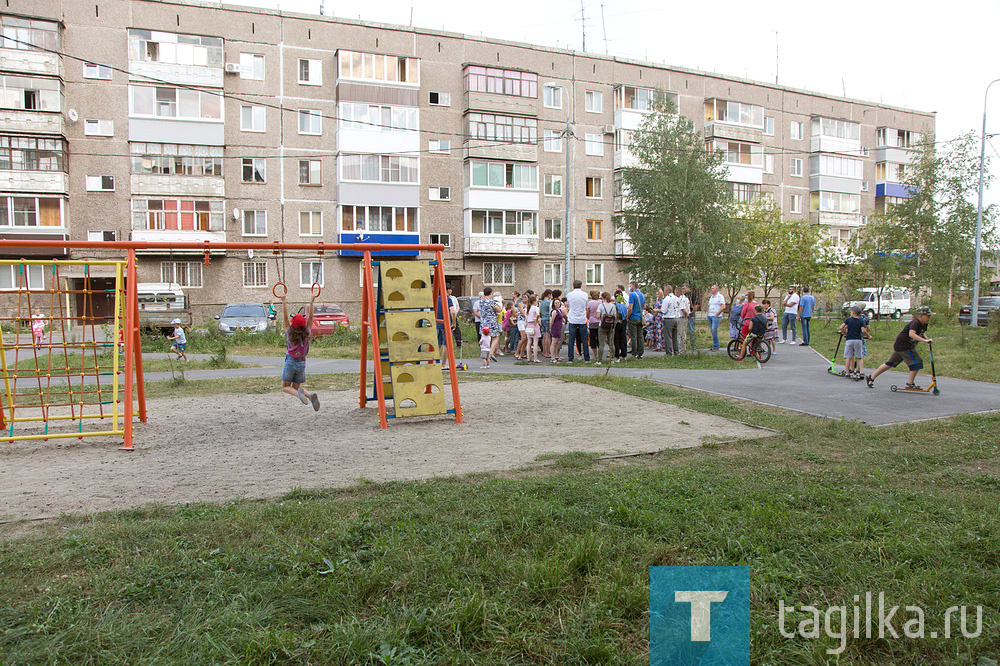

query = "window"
[585,176,603,198]
[483,262,514,285]
[587,218,603,241]
[585,263,603,285]
[861,147,870,157]
[710,140,764,167]
[85,175,115,192]
[128,85,221,120]
[240,105,265,132]
[544,174,562,196]
[298,159,321,185]
[543,262,563,285]
[298,109,322,135]
[809,154,863,179]
[242,210,267,236]
[862,180,869,192]
[127,29,222,68]
[614,85,660,112]
[790,121,804,140]
[876,162,907,183]
[469,162,537,189]
[470,210,537,236]
[300,261,324,287]
[0,264,44,291]
[876,128,887,147]
[585,133,604,156]
[585,90,603,113]
[0,197,63,227]
[340,154,419,183]
[1,16,60,52]
[543,218,562,241]
[428,91,451,106]
[726,182,760,203]
[543,84,562,109]
[87,230,117,242]
[0,75,61,111]
[543,129,562,152]
[298,58,322,85]
[812,117,861,140]
[428,187,450,201]
[429,233,451,247]
[131,143,223,176]
[467,113,536,144]
[341,205,418,232]
[83,63,112,80]
[84,119,113,136]
[763,116,774,135]
[790,158,803,177]
[240,53,264,80]
[463,66,536,98]
[299,211,322,236]
[160,261,203,288]
[243,261,268,287]
[704,99,764,128]
[763,154,774,174]
[0,136,66,171]
[131,199,224,231]
[428,139,450,154]
[339,102,419,132]
[811,191,861,214]
[339,51,420,85]
[241,157,265,183]
[790,194,802,214]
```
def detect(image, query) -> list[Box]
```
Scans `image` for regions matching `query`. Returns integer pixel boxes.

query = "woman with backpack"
[596,291,619,363]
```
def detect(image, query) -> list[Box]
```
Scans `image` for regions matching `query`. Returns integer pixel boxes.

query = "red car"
[297,303,350,336]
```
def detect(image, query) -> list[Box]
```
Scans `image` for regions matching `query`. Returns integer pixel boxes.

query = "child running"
[30,308,45,346]
[280,293,320,410]
[479,326,492,368]
[167,318,188,362]
[866,305,934,390]
[838,306,868,379]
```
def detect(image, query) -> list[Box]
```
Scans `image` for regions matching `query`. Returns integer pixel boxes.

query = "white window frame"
[240,105,266,132]
[543,218,563,241]
[790,194,802,214]
[763,116,774,136]
[790,121,804,140]
[543,262,563,286]
[85,175,115,192]
[87,230,116,242]
[763,154,774,174]
[428,186,451,201]
[160,261,203,288]
[298,58,322,85]
[242,261,268,288]
[482,262,514,286]
[239,53,265,80]
[298,109,322,135]
[428,91,451,106]
[585,263,604,286]
[299,260,324,288]
[84,119,114,136]
[0,196,64,228]
[298,159,322,186]
[791,158,803,177]
[585,133,604,156]
[543,84,563,109]
[543,129,562,153]
[429,233,451,247]
[544,174,563,197]
[862,180,869,192]
[242,157,266,183]
[428,139,451,154]
[0,264,44,291]
[242,209,267,237]
[299,210,322,237]
[585,176,603,199]
[82,63,112,80]
[585,90,603,114]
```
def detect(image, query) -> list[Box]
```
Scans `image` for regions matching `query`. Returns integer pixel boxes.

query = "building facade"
[0,0,934,320]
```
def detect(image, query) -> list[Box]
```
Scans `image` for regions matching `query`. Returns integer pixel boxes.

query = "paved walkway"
[136,339,1000,427]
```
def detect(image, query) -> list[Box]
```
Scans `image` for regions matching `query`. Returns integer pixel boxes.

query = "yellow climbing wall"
[379,260,446,418]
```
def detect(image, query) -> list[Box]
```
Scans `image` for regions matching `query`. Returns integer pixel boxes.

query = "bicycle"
[727,333,772,363]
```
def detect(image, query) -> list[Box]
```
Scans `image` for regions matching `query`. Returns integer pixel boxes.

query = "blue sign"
[650,566,751,666]
[338,232,420,257]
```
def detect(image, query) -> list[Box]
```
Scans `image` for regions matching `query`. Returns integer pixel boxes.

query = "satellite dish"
[232,207,241,220]
[247,248,255,259]
[67,108,79,122]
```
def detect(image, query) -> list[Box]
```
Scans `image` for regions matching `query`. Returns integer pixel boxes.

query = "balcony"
[874,182,917,199]
[810,135,861,156]
[465,235,538,256]
[809,175,861,195]
[0,226,68,256]
[614,236,636,258]
[464,91,537,117]
[338,127,420,155]
[0,109,62,134]
[338,231,419,257]
[810,211,862,227]
[131,229,226,254]
[464,139,537,163]
[131,174,224,198]
[874,147,912,164]
[129,61,223,88]
[723,163,763,185]
[614,147,639,170]
[0,48,60,76]
[0,171,67,194]
[704,122,762,144]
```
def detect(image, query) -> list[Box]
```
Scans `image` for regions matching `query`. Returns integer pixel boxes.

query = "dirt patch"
[0,378,774,522]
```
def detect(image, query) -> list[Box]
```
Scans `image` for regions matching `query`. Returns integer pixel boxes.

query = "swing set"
[0,239,460,449]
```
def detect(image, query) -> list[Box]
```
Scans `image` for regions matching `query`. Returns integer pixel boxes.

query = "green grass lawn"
[812,320,1000,383]
[1,375,997,663]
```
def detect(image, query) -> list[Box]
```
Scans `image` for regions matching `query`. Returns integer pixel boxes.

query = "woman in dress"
[476,286,503,361]
[524,294,542,363]
[549,298,566,362]
[650,288,665,352]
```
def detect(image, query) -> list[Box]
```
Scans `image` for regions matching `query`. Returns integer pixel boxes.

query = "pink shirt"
[587,299,602,326]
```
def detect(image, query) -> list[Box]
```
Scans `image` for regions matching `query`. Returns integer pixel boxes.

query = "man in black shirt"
[866,306,934,389]
[736,305,767,361]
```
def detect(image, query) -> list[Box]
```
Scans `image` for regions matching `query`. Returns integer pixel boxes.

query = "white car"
[842,288,911,319]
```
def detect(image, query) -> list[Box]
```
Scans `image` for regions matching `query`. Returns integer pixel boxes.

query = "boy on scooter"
[838,306,869,379]
[866,306,933,390]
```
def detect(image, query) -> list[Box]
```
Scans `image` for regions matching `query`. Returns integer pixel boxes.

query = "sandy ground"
[0,379,774,522]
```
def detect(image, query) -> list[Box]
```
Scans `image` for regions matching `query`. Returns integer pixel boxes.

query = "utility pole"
[563,108,573,293]
[973,78,1000,326]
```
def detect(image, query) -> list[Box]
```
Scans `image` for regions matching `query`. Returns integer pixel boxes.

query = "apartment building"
[0,0,934,320]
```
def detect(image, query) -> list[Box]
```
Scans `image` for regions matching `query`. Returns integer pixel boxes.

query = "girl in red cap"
[280,293,320,410]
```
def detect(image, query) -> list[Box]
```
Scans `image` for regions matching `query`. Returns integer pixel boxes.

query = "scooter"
[890,342,940,396]
[826,334,862,380]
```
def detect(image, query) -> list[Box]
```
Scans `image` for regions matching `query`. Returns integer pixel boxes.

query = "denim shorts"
[173,342,187,351]
[282,355,306,383]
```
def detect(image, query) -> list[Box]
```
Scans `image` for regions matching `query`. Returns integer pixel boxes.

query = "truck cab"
[137,282,192,332]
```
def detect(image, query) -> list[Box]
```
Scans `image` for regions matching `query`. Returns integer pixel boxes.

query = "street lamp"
[972,78,1000,327]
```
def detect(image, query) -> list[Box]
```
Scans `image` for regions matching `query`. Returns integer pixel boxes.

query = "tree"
[846,213,913,334]
[616,93,742,292]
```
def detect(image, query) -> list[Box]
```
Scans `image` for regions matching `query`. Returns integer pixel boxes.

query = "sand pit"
[0,378,774,522]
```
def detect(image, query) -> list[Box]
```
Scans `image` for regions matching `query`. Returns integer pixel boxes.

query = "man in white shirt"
[660,284,682,355]
[781,286,800,343]
[706,285,726,351]
[566,279,590,362]
[677,286,692,352]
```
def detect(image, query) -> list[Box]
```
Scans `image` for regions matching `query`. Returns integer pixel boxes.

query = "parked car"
[841,287,911,319]
[214,303,271,334]
[296,302,350,337]
[958,296,1000,326]
[137,282,191,333]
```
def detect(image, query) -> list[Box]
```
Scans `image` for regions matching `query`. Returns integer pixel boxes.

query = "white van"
[842,287,911,319]
[137,282,192,330]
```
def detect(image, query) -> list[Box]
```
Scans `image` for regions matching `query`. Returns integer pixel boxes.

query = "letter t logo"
[675,591,729,641]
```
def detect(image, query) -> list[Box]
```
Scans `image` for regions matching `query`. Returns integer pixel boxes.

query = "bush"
[989,309,1000,343]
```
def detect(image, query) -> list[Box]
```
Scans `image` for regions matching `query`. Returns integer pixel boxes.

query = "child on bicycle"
[736,305,767,361]
[866,305,934,390]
